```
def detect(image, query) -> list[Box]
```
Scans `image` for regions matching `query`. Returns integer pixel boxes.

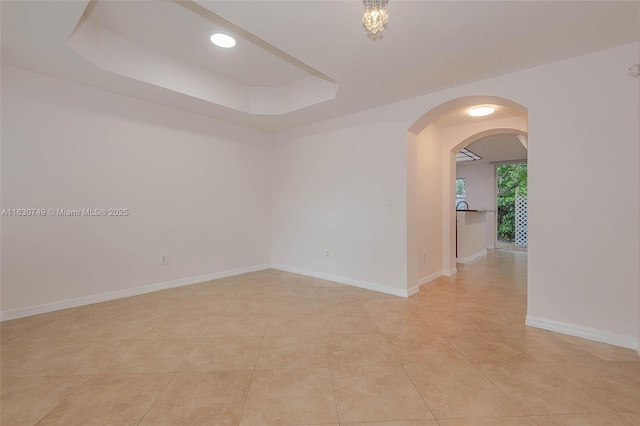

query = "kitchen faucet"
[456,201,469,210]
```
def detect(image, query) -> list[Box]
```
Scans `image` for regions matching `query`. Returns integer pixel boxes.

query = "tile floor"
[1,250,638,425]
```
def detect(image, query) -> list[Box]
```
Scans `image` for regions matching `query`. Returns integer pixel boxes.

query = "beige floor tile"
[619,412,640,424]
[316,297,369,315]
[554,335,640,361]
[514,329,604,363]
[442,331,532,364]
[545,361,640,414]
[256,333,328,369]
[1,316,46,344]
[241,368,338,425]
[315,286,378,299]
[266,312,323,335]
[106,338,197,373]
[0,375,90,426]
[170,296,244,313]
[408,293,464,313]
[140,371,252,425]
[466,310,528,333]
[478,363,610,415]
[216,298,274,315]
[437,418,536,425]
[145,315,215,339]
[331,363,433,423]
[1,341,64,377]
[277,286,319,298]
[404,363,524,419]
[4,319,87,344]
[38,373,172,425]
[419,310,489,334]
[383,333,469,367]
[342,421,439,426]
[1,340,128,377]
[321,311,380,334]
[529,413,636,425]
[229,285,289,299]
[4,252,639,424]
[204,313,269,337]
[79,317,161,341]
[180,336,263,371]
[373,312,432,334]
[361,298,421,314]
[265,296,320,314]
[325,333,398,365]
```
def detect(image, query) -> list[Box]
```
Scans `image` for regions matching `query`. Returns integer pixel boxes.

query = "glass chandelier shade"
[362,0,389,34]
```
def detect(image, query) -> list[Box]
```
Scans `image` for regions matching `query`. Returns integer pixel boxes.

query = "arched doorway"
[406,96,528,293]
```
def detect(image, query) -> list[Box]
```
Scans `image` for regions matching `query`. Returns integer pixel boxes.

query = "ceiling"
[462,134,528,164]
[88,1,310,87]
[434,104,527,129]
[2,0,639,132]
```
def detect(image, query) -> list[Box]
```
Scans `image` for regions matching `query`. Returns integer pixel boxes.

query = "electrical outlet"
[325,251,331,258]
[160,255,168,265]
[386,199,394,209]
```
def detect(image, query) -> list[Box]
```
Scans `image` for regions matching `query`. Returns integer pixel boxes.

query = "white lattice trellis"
[515,195,528,247]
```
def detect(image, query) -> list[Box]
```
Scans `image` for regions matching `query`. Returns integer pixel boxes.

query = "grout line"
[326,361,341,424]
[400,363,438,422]
[32,373,94,425]
[475,364,532,417]
[315,282,340,425]
[237,327,266,423]
[136,371,176,426]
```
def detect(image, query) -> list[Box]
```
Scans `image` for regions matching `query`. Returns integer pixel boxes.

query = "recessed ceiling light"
[468,106,495,117]
[210,32,236,48]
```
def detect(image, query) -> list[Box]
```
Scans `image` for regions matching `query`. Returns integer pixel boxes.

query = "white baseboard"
[0,264,271,322]
[456,249,487,264]
[443,267,457,276]
[418,270,443,286]
[526,315,639,350]
[406,285,420,297]
[271,263,410,298]
[406,270,445,298]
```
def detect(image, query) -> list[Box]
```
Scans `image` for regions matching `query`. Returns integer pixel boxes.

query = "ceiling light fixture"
[468,106,495,117]
[210,32,236,48]
[362,0,389,35]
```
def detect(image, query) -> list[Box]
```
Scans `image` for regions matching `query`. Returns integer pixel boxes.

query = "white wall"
[456,161,496,249]
[415,124,443,284]
[271,42,640,348]
[271,121,408,295]
[522,44,639,347]
[1,66,272,316]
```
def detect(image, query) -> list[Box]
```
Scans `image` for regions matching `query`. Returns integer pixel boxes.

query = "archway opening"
[407,95,528,293]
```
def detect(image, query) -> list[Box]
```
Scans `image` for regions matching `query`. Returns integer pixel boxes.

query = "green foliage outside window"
[497,163,527,241]
[456,178,465,197]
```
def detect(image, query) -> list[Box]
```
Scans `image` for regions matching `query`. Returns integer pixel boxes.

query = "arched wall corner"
[407,95,528,136]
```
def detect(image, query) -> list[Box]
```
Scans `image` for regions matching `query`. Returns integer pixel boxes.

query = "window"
[456,178,466,197]
[456,178,466,207]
